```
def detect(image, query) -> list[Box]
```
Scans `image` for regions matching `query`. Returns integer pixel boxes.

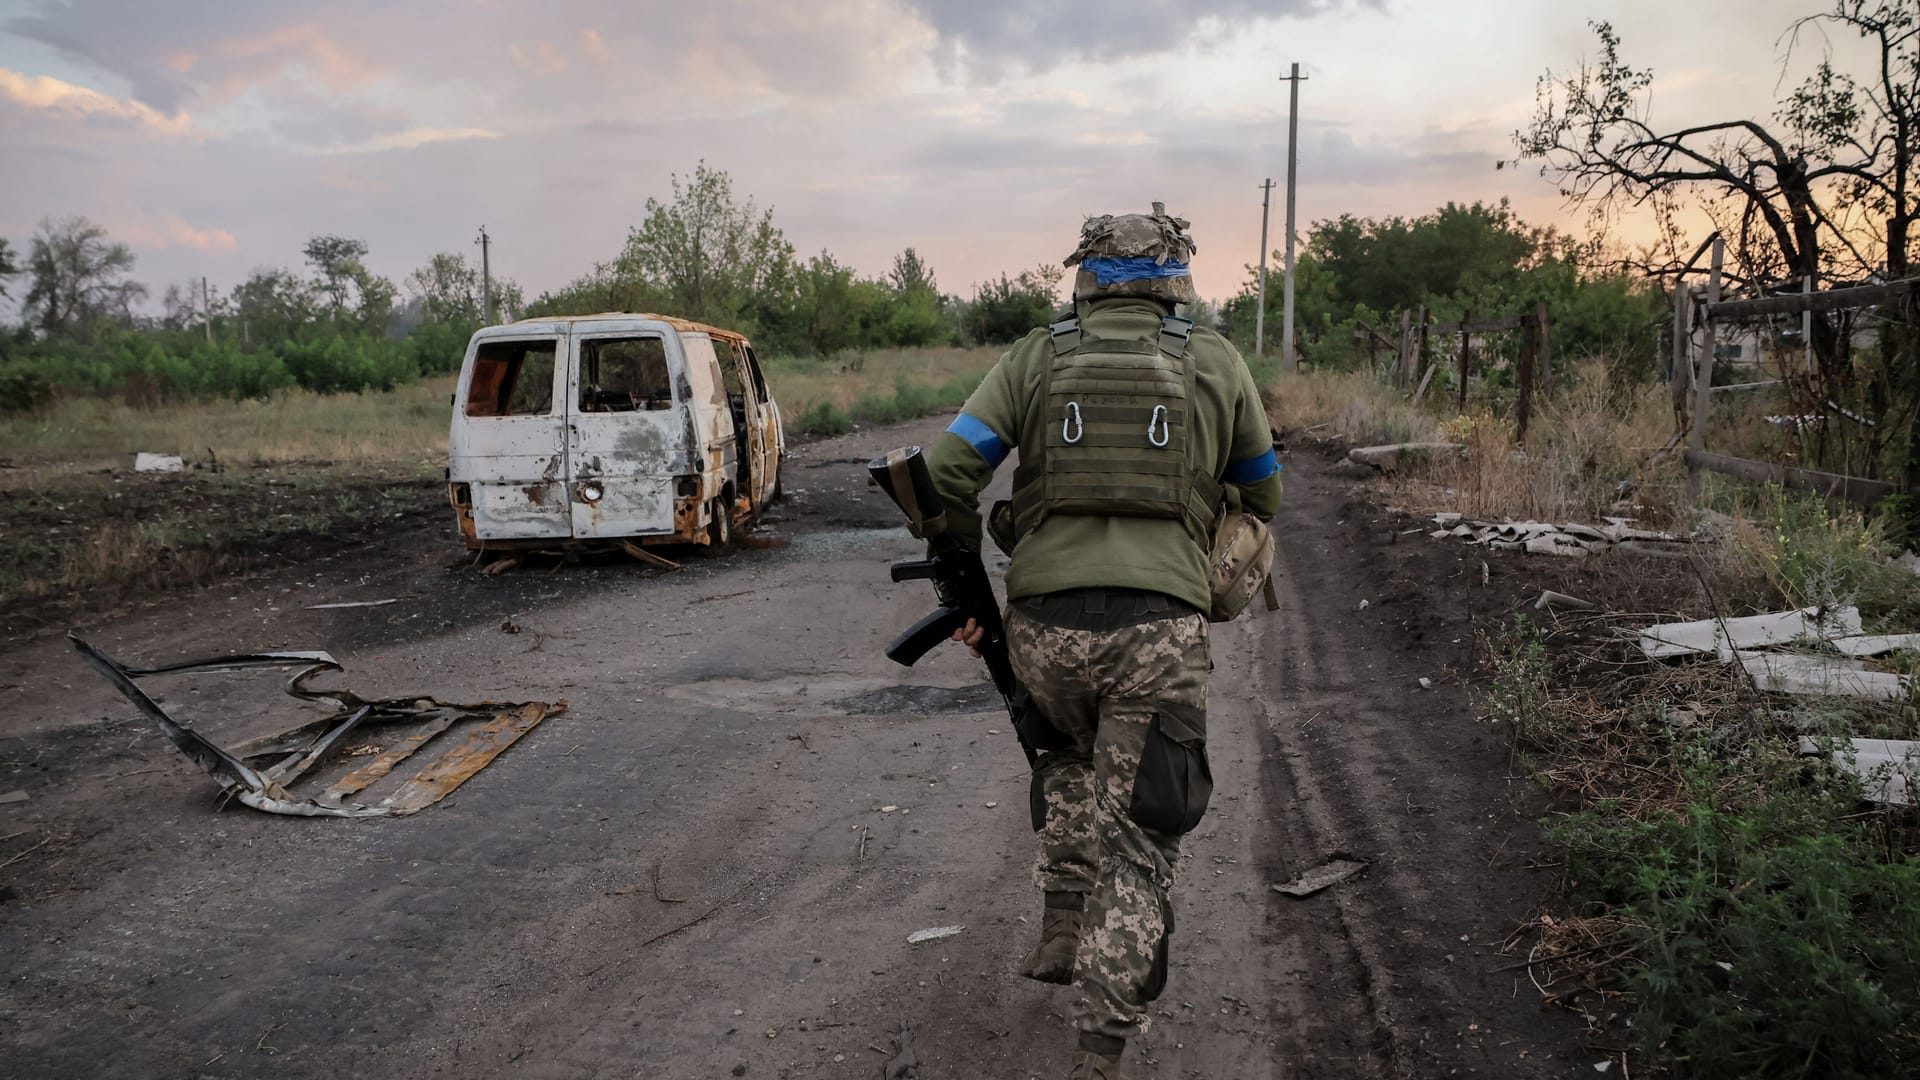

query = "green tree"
[611,161,794,329]
[230,268,317,348]
[881,248,952,347]
[24,216,146,339]
[965,264,1062,345]
[0,238,18,301]
[405,252,481,323]
[303,235,370,312]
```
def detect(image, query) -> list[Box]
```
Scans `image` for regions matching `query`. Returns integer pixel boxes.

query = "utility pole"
[201,276,212,343]
[1280,62,1308,372]
[1254,179,1274,356]
[475,226,494,324]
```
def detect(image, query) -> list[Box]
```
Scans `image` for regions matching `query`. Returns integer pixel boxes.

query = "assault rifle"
[869,446,1037,768]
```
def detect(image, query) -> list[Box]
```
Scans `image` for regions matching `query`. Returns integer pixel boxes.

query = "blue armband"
[947,413,1010,468]
[1223,447,1280,484]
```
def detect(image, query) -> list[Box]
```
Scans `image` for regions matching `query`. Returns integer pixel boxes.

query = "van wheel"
[706,497,732,549]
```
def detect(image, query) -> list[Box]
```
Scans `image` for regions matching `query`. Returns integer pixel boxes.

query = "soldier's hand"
[951,618,985,658]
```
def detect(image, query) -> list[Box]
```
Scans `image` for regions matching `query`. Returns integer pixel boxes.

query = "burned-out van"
[448,314,783,551]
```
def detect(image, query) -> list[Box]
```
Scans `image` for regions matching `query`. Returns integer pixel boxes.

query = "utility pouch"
[1208,485,1278,623]
[987,499,1017,557]
[1128,705,1213,835]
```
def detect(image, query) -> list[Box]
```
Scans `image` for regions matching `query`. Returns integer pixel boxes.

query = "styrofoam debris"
[1639,607,1862,661]
[1797,737,1919,804]
[906,925,965,944]
[134,452,185,473]
[1535,590,1597,612]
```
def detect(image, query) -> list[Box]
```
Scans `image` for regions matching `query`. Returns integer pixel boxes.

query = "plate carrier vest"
[1010,314,1223,546]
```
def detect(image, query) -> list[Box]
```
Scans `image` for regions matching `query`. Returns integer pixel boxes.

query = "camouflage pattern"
[1063,202,1200,306]
[1006,604,1210,1041]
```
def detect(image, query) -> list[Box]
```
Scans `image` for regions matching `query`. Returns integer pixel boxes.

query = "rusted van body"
[448,314,783,550]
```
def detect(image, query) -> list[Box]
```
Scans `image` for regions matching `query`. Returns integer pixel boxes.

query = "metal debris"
[1272,855,1369,898]
[69,633,563,819]
[905,925,964,944]
[1797,737,1919,805]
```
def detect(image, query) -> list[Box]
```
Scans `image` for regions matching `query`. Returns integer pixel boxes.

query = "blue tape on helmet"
[1080,256,1193,286]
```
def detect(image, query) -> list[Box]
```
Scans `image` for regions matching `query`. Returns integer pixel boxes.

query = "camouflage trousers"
[1006,594,1211,1041]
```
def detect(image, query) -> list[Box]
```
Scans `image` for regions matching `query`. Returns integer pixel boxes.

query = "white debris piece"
[1830,634,1920,657]
[1347,443,1465,471]
[1738,652,1909,701]
[1638,607,1862,661]
[134,452,185,473]
[1796,737,1920,805]
[906,925,965,944]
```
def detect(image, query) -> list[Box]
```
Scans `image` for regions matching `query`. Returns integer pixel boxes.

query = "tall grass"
[765,345,1002,434]
[0,375,457,470]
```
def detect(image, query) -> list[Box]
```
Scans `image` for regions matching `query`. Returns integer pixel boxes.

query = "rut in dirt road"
[0,415,1584,1079]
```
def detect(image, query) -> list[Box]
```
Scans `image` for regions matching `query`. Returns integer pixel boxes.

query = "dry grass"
[764,345,1003,417]
[1267,369,1444,446]
[0,375,457,474]
[1273,364,1688,526]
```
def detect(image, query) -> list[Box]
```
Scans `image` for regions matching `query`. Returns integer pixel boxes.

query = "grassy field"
[0,347,1003,631]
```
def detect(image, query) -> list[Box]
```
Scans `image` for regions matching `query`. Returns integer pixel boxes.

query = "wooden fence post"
[1516,312,1537,444]
[1395,309,1413,387]
[1417,306,1431,394]
[1535,300,1552,396]
[1456,311,1472,411]
[1688,237,1724,500]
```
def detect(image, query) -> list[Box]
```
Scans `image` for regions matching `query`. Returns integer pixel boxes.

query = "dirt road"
[0,412,1585,1078]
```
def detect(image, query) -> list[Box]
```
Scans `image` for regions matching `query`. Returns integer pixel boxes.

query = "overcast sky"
[0,0,1877,309]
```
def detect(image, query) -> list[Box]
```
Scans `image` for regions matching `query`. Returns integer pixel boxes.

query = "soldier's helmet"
[1063,202,1199,306]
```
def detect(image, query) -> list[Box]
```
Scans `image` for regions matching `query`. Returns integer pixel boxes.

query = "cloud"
[321,127,502,154]
[900,0,1380,77]
[116,211,237,252]
[0,67,194,135]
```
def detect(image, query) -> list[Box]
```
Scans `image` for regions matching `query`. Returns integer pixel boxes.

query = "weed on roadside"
[1485,600,1920,1078]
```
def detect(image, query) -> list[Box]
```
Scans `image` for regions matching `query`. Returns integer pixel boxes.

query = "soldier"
[926,204,1283,1078]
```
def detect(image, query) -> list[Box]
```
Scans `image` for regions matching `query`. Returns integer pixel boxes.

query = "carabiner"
[1148,404,1171,448]
[1063,401,1084,444]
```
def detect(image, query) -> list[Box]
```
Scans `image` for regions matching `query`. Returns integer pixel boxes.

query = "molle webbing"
[1014,318,1220,541]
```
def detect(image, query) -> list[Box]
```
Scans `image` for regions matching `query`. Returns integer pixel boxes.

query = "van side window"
[580,337,672,412]
[742,344,771,400]
[719,342,747,399]
[466,339,557,417]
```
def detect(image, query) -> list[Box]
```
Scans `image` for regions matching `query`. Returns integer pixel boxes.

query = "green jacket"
[928,297,1283,612]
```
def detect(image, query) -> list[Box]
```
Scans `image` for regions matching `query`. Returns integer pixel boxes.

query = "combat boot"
[1066,1033,1126,1079]
[1020,892,1083,985]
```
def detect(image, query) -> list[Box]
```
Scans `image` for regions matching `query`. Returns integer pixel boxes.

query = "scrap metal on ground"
[70,633,562,818]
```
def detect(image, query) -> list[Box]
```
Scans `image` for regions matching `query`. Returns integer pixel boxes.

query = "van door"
[715,338,766,508]
[566,330,684,539]
[740,343,782,505]
[679,332,736,505]
[450,330,572,541]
